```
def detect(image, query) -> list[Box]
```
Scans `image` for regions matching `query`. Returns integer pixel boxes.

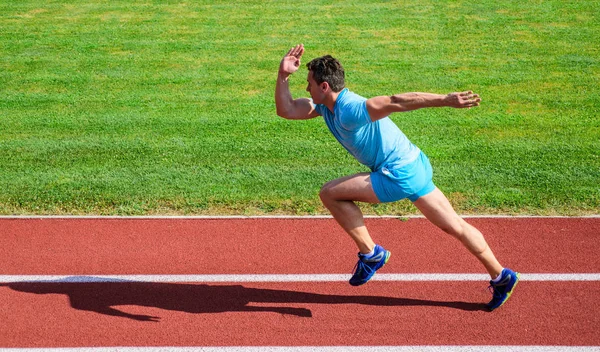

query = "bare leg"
[412,187,503,279]
[318,173,381,254]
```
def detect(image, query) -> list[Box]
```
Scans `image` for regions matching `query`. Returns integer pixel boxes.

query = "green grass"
[1,0,598,215]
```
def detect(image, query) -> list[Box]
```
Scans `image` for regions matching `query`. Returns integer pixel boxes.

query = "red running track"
[0,217,599,348]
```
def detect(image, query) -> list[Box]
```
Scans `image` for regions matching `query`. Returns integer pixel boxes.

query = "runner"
[274,44,518,310]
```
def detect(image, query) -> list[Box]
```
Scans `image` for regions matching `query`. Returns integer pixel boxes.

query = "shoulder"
[335,89,372,127]
[337,89,368,113]
[339,89,366,104]
[336,89,366,112]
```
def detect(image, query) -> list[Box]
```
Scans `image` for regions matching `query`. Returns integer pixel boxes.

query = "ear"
[320,81,330,93]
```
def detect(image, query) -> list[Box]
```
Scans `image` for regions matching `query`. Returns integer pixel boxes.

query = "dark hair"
[306,55,345,92]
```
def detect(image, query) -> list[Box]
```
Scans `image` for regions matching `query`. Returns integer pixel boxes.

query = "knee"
[319,181,336,204]
[319,180,337,206]
[439,217,467,239]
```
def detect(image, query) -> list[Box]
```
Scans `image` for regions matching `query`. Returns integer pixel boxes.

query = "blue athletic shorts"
[371,152,436,203]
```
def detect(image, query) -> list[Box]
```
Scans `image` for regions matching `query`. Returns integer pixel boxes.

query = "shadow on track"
[2,276,486,321]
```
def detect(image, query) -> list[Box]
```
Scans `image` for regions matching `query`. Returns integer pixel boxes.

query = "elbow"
[276,107,291,119]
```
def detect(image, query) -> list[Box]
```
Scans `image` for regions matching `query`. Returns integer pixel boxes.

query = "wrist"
[278,70,291,81]
[441,94,452,107]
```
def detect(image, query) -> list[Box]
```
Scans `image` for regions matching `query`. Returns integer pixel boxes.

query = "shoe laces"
[487,282,502,298]
[352,258,374,277]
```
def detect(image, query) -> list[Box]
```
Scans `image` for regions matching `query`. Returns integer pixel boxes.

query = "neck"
[324,90,342,112]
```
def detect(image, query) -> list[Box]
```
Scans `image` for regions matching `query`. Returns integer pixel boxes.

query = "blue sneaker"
[349,244,391,286]
[487,268,519,311]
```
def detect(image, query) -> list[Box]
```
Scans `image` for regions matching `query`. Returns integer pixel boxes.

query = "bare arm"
[366,91,481,121]
[275,44,320,120]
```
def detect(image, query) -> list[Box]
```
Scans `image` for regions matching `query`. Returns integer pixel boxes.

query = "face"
[306,71,326,104]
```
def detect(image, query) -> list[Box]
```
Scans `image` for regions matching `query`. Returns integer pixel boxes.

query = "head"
[306,55,345,104]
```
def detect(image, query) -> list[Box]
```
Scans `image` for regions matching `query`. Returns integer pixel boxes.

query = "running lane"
[0,217,599,348]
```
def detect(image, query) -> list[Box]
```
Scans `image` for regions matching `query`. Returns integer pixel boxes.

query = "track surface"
[1,217,599,348]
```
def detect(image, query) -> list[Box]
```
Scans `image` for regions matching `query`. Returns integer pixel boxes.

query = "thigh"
[321,173,381,204]
[412,187,463,232]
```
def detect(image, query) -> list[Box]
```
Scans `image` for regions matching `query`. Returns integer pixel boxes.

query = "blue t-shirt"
[313,88,421,172]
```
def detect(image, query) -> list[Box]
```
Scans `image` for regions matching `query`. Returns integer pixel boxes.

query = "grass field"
[1,1,598,215]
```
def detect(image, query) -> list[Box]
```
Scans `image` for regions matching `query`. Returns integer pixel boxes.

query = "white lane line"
[0,346,599,351]
[1,273,599,283]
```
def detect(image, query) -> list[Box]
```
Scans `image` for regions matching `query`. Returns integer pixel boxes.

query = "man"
[274,44,518,311]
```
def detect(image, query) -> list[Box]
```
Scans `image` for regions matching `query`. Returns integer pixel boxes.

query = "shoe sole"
[489,272,520,311]
[350,251,391,286]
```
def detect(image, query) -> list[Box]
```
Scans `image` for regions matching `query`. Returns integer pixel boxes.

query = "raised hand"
[445,91,481,108]
[279,44,305,77]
